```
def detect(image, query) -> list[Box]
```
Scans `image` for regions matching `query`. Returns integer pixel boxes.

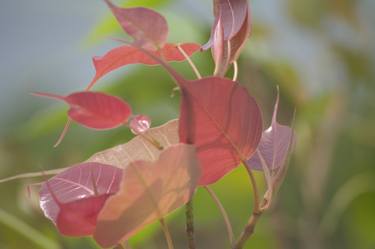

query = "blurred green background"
[0,0,374,248]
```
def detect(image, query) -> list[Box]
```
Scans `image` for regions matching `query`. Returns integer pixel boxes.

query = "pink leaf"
[228,9,251,63]
[203,0,249,49]
[125,44,263,185]
[105,0,168,51]
[179,77,263,185]
[87,43,200,90]
[247,91,295,172]
[39,162,122,236]
[94,144,200,247]
[33,91,132,130]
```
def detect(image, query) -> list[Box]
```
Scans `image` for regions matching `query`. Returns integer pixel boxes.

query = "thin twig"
[232,61,239,81]
[177,44,202,79]
[233,210,263,249]
[233,163,262,249]
[185,200,196,249]
[159,218,175,249]
[205,186,234,246]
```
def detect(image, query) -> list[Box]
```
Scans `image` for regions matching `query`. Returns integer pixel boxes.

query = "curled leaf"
[247,91,294,172]
[87,43,200,90]
[94,144,200,248]
[33,91,132,130]
[39,162,122,236]
[105,0,168,50]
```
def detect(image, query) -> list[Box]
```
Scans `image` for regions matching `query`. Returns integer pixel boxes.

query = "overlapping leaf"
[33,91,132,130]
[105,0,168,50]
[88,119,179,167]
[94,144,200,247]
[87,43,200,90]
[39,162,122,236]
[131,46,263,185]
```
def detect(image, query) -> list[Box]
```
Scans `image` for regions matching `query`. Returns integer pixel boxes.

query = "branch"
[185,199,196,249]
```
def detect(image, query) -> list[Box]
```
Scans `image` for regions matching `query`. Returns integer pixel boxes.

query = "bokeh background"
[0,0,374,248]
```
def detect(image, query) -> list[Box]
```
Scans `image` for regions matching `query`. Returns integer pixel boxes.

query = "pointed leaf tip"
[247,90,295,173]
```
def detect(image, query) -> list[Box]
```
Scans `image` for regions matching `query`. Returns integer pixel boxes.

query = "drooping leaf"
[87,43,200,90]
[212,17,230,76]
[128,45,263,185]
[104,0,168,50]
[33,91,132,130]
[88,119,178,167]
[94,144,200,247]
[39,162,122,236]
[246,91,295,172]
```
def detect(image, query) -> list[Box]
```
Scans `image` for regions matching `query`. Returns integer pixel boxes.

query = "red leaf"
[228,9,251,63]
[94,144,200,247]
[33,91,132,130]
[127,45,263,185]
[39,162,122,236]
[87,43,200,90]
[179,77,263,185]
[105,0,168,51]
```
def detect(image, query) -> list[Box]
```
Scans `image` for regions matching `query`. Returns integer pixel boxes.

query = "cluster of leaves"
[1,0,295,248]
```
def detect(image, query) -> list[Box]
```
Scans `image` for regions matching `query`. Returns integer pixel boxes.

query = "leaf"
[88,119,179,167]
[87,43,200,90]
[93,144,200,248]
[127,44,263,186]
[246,91,294,172]
[39,162,122,236]
[228,9,251,63]
[105,0,168,50]
[178,77,263,185]
[214,0,249,40]
[33,91,132,130]
[203,0,249,49]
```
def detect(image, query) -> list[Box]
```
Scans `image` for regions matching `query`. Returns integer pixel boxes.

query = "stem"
[159,218,175,249]
[232,61,238,81]
[185,199,196,249]
[205,186,234,246]
[177,44,202,79]
[233,210,263,249]
[233,163,262,249]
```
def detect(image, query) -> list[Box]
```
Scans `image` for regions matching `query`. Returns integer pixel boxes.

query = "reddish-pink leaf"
[179,77,263,185]
[94,144,200,247]
[247,91,295,172]
[87,43,200,90]
[39,162,122,236]
[33,91,132,130]
[105,0,168,51]
[128,44,263,185]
